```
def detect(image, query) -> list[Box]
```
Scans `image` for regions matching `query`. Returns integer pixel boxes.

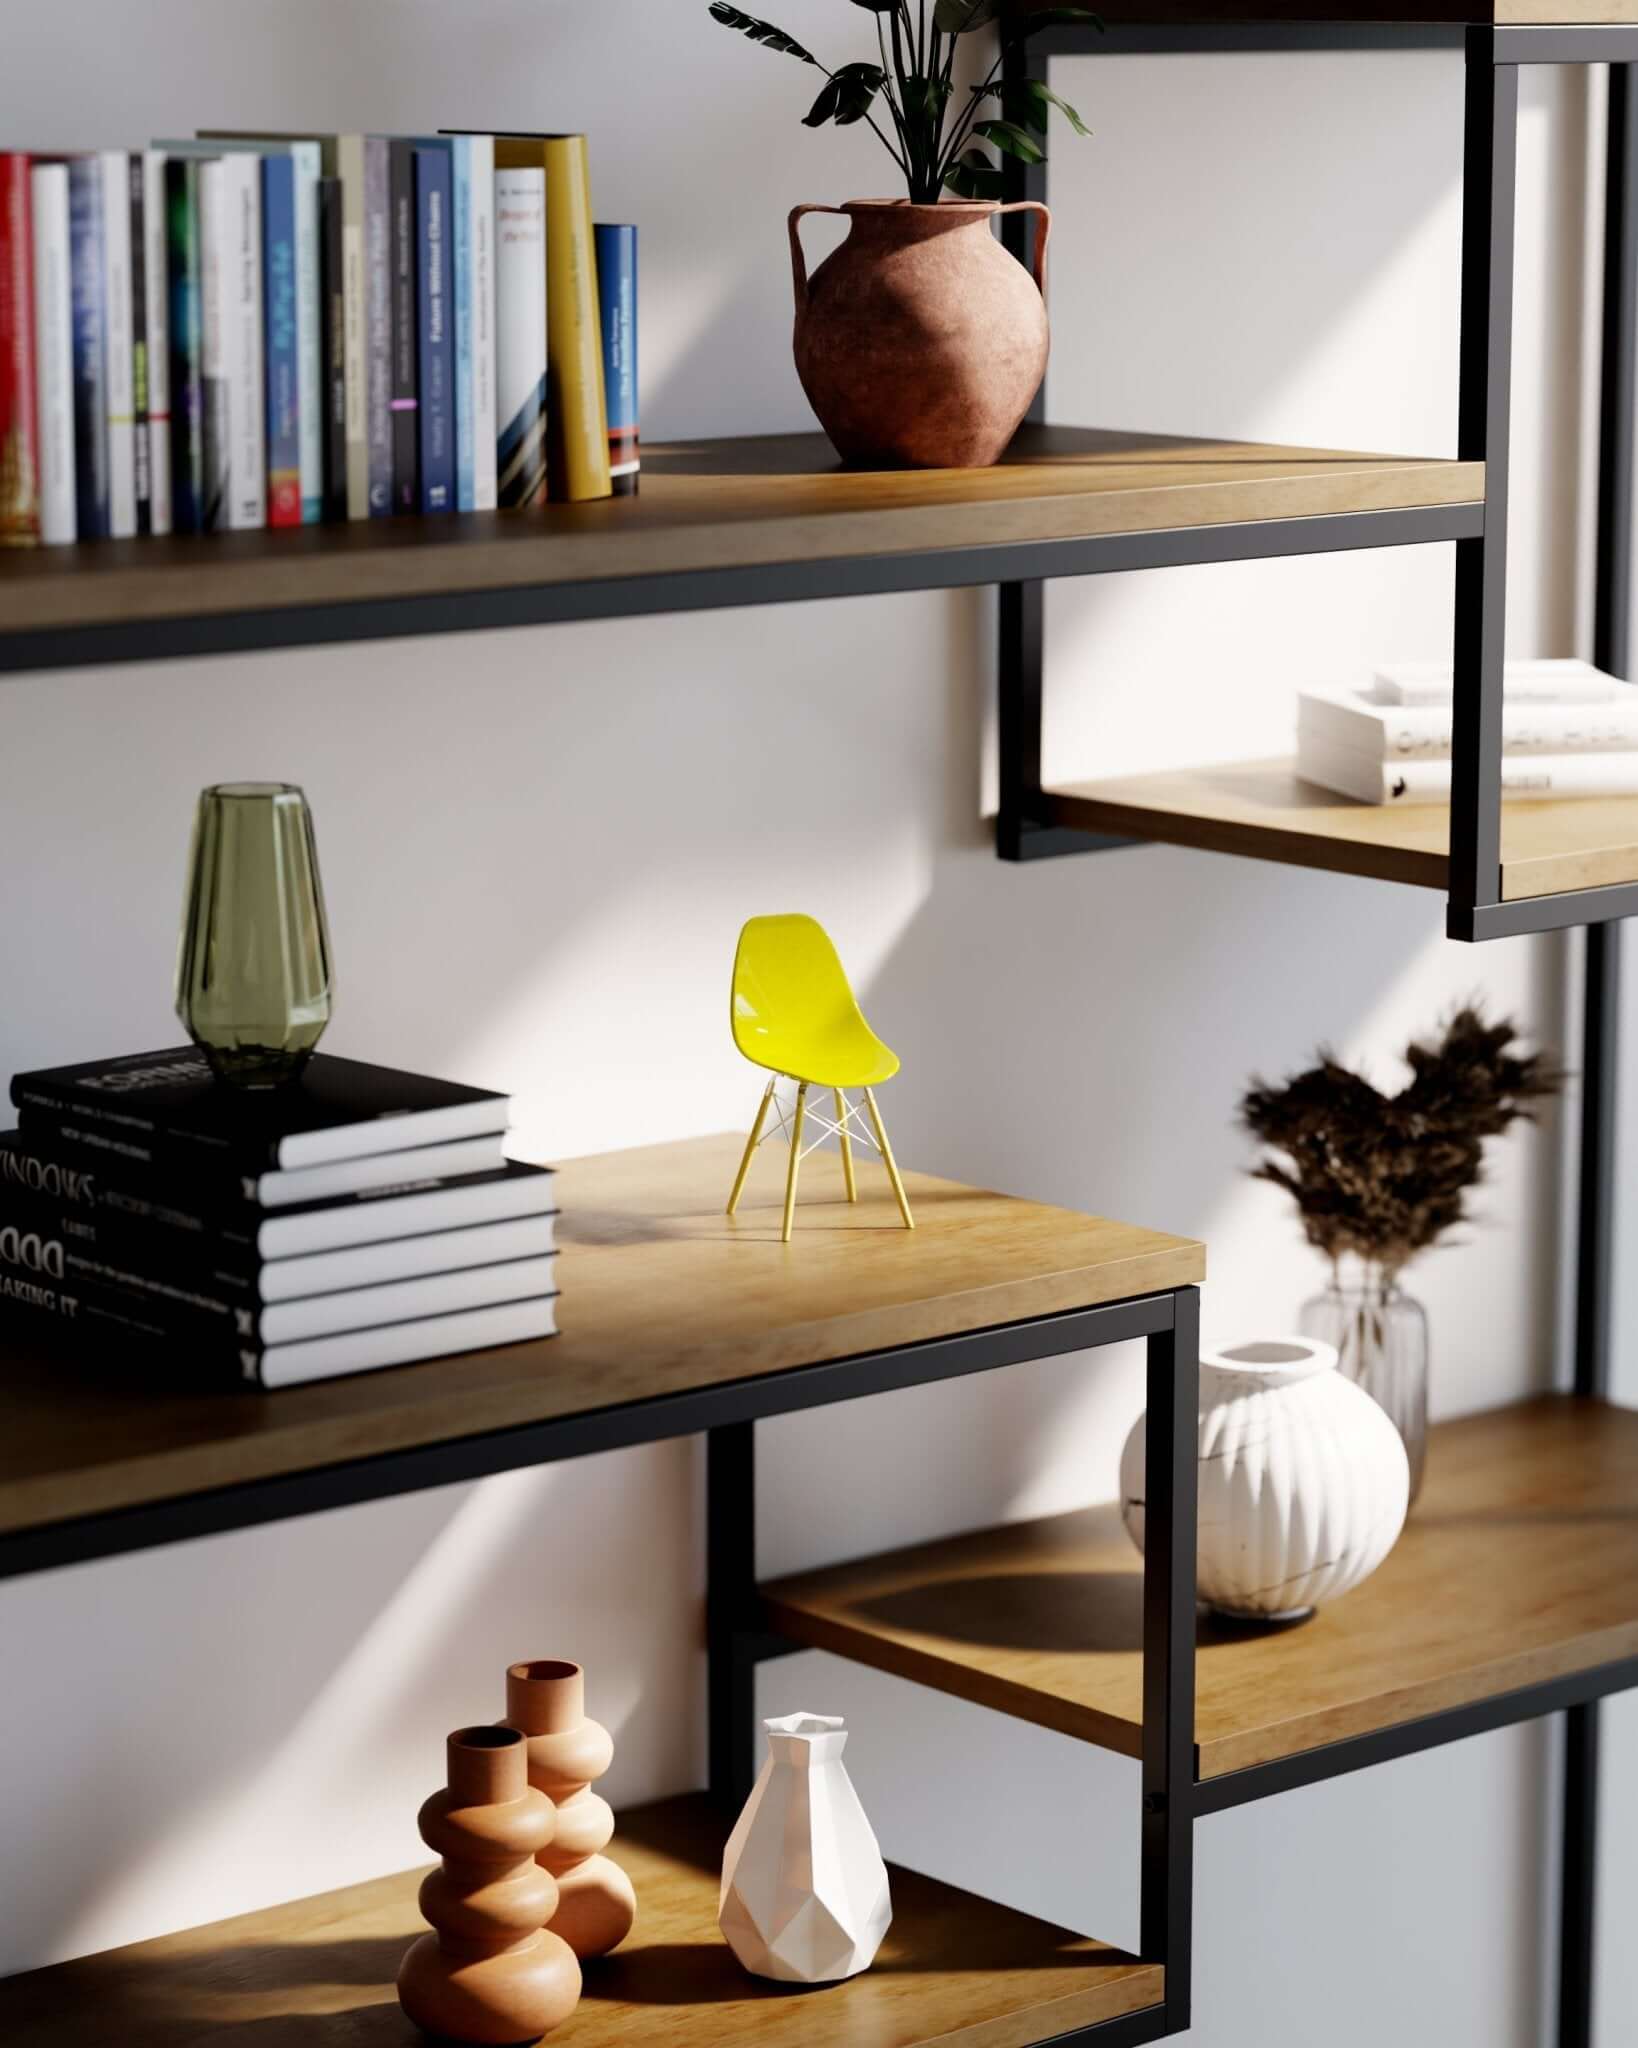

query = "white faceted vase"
[718,1712,892,1984]
[1121,1336,1410,1621]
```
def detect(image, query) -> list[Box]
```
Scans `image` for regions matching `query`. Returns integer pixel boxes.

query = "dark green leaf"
[974,118,1046,164]
[1000,76,1091,136]
[832,60,888,124]
[707,2,817,62]
[1018,6,1104,31]
[933,0,1000,32]
[901,72,954,123]
[847,0,901,9]
[803,76,842,125]
[943,147,1006,200]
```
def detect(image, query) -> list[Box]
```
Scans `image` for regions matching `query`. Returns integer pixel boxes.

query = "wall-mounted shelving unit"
[1,11,1634,2048]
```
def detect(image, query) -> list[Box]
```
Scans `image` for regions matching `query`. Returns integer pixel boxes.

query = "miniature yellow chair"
[726,914,914,1243]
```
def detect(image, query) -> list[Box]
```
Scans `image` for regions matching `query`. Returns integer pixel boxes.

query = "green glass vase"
[175,783,334,1088]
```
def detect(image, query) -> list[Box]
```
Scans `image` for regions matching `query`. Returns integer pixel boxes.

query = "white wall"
[0,5,1616,2041]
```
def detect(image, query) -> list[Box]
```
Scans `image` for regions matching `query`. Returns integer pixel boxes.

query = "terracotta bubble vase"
[504,1659,637,1959]
[397,1726,581,2045]
[789,197,1050,470]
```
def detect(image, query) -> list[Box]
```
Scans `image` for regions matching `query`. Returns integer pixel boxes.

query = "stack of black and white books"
[0,1047,558,1389]
[1296,658,1638,806]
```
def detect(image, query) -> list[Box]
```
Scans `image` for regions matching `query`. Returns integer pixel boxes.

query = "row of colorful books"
[0,1048,558,1390]
[0,131,639,547]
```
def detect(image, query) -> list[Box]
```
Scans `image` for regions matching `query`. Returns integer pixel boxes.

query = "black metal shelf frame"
[1000,21,1635,2048]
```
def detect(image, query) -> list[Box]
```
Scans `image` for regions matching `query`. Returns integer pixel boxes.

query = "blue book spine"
[595,223,638,497]
[414,145,454,515]
[67,158,110,539]
[452,136,474,512]
[261,155,301,527]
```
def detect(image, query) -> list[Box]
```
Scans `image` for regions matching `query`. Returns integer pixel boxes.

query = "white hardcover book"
[29,164,75,544]
[467,134,497,510]
[220,152,264,528]
[1375,657,1620,707]
[260,1252,556,1344]
[259,1291,558,1389]
[248,1132,509,1209]
[257,1162,557,1260]
[259,1211,558,1302]
[1299,683,1638,763]
[1298,733,1638,806]
[494,166,546,508]
[141,151,171,534]
[198,159,229,527]
[99,150,136,536]
[338,133,368,520]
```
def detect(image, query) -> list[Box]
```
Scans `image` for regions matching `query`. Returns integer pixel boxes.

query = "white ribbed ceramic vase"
[1120,1336,1410,1621]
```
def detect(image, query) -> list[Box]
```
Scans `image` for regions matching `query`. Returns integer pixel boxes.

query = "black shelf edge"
[0,502,1482,679]
[0,1290,1175,1581]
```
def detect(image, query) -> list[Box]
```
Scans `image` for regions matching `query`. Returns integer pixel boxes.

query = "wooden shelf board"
[1028,0,1638,27]
[0,428,1478,639]
[0,1793,1160,2048]
[0,1133,1202,1539]
[763,1397,1638,1780]
[1048,760,1638,901]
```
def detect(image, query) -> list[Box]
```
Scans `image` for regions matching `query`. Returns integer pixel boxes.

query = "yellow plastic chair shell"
[726,914,914,1242]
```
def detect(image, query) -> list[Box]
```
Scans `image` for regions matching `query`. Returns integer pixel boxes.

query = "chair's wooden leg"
[726,1077,776,1217]
[782,1083,810,1244]
[835,1088,858,1202]
[864,1087,914,1230]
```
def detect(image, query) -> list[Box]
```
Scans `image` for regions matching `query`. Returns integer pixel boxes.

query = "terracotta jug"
[504,1659,637,1958]
[397,1726,581,2045]
[789,198,1050,470]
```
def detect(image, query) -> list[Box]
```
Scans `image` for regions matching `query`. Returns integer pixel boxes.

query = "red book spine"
[0,153,40,546]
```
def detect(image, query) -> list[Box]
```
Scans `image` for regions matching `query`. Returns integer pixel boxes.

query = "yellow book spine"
[542,136,610,503]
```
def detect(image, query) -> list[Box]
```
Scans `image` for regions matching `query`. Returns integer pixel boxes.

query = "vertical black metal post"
[1448,34,1518,933]
[706,1421,760,1811]
[997,32,1052,864]
[1557,58,1638,2048]
[1141,1288,1200,2029]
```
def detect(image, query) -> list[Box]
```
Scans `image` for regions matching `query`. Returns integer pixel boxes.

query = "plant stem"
[936,53,1005,182]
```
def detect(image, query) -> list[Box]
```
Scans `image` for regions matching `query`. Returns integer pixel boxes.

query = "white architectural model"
[718,1712,892,1984]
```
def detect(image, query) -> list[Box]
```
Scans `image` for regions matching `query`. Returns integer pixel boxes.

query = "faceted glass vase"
[1299,1266,1430,1505]
[175,783,333,1088]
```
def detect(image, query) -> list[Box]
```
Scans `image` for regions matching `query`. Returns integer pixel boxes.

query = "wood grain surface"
[763,1398,1638,1778]
[1048,762,1638,902]
[0,428,1480,636]
[0,1134,1203,1537]
[0,1795,1160,2048]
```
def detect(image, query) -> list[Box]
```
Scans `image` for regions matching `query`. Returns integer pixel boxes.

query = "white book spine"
[1301,734,1638,805]
[141,151,171,535]
[494,166,546,509]
[223,154,263,529]
[1300,687,1638,761]
[29,164,75,544]
[1375,658,1619,707]
[289,142,322,523]
[99,150,135,536]
[339,134,367,520]
[469,135,496,510]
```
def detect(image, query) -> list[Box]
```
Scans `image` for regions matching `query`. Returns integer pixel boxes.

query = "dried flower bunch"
[1240,1007,1561,1280]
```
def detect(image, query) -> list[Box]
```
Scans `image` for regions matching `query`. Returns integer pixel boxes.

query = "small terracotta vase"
[789,197,1050,469]
[397,1726,581,2045]
[504,1659,637,1959]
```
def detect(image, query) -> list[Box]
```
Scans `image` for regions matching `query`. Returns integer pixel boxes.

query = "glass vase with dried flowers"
[1239,1008,1560,1504]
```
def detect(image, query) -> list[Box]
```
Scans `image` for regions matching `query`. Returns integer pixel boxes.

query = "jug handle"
[789,204,848,316]
[995,200,1051,297]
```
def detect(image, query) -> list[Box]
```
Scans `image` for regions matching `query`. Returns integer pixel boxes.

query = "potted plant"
[1240,1007,1560,1504]
[708,1,1097,468]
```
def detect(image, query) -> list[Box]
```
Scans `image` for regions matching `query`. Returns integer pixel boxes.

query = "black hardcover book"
[128,152,152,535]
[0,1130,556,1260]
[0,1272,558,1390]
[13,1046,510,1172]
[389,137,420,513]
[319,173,347,520]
